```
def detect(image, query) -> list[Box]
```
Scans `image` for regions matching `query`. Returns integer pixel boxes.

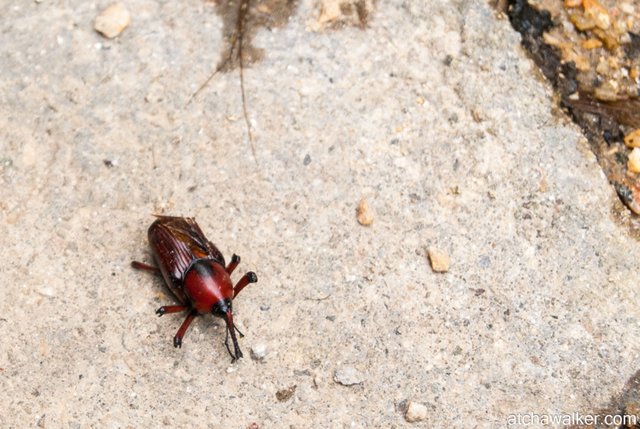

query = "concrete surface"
[1,0,639,428]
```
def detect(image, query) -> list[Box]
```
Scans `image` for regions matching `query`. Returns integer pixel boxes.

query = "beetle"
[132,215,257,360]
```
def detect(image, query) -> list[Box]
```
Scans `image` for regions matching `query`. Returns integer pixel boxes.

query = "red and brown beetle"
[132,215,257,360]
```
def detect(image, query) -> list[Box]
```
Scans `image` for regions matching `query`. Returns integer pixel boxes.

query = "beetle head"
[211,299,232,318]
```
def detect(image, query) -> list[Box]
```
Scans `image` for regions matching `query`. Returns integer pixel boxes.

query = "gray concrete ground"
[1,0,640,428]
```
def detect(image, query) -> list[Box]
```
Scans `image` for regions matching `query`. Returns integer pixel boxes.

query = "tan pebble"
[593,28,618,50]
[583,0,610,30]
[316,0,342,26]
[405,401,428,422]
[569,11,596,31]
[581,38,602,49]
[427,247,450,273]
[624,129,640,148]
[356,199,374,226]
[596,56,610,75]
[594,80,619,101]
[573,54,591,71]
[628,148,640,173]
[95,2,131,39]
[564,0,581,7]
[311,0,372,29]
[256,3,271,14]
[619,3,635,14]
[542,33,572,53]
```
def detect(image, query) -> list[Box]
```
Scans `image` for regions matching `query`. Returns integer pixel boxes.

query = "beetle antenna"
[224,328,233,357]
[234,325,245,338]
[224,310,243,360]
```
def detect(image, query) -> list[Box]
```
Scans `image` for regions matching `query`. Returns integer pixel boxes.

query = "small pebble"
[38,287,55,297]
[628,148,640,173]
[94,2,131,39]
[583,0,610,30]
[581,38,602,49]
[624,129,640,148]
[275,385,296,402]
[334,366,363,386]
[356,198,374,226]
[311,0,372,30]
[620,2,635,14]
[427,247,450,273]
[250,343,267,361]
[404,401,428,422]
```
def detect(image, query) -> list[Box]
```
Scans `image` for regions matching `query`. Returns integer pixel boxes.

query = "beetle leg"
[156,305,189,316]
[226,254,241,275]
[131,261,160,275]
[233,271,258,297]
[173,309,198,348]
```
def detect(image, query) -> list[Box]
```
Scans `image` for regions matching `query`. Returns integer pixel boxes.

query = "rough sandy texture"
[1,0,639,428]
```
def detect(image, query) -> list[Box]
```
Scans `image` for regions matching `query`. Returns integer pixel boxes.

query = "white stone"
[404,401,428,422]
[334,366,363,386]
[251,343,267,361]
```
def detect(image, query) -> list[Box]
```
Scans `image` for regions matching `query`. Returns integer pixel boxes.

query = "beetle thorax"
[183,259,234,314]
